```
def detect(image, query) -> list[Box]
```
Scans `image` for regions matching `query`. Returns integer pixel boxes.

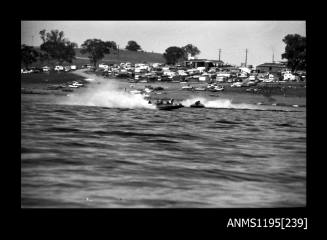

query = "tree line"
[21,29,306,72]
[21,29,144,69]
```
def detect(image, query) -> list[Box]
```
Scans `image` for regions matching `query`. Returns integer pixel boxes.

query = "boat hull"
[190,104,205,108]
[156,104,184,110]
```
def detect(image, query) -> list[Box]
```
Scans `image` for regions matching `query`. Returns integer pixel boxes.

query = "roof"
[256,62,286,68]
[184,59,223,63]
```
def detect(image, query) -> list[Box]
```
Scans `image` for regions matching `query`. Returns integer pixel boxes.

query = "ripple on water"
[21,100,306,208]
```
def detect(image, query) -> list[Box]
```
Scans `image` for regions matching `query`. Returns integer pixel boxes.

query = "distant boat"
[68,84,79,88]
[72,81,83,86]
[130,90,142,95]
[194,87,206,91]
[207,87,218,92]
[182,85,193,90]
[84,78,95,82]
[215,86,224,91]
[144,88,152,93]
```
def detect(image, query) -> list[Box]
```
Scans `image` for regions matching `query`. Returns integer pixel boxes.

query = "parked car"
[245,80,257,87]
[54,65,64,71]
[30,67,42,73]
[231,82,243,87]
[98,63,109,70]
[42,66,50,72]
[283,72,296,81]
[21,68,33,74]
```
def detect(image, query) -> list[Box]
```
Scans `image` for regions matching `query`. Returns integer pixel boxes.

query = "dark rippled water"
[21,99,306,208]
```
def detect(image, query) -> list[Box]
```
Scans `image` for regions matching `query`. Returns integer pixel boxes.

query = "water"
[21,81,306,208]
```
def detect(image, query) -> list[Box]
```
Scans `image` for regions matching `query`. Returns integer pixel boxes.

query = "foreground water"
[21,80,306,208]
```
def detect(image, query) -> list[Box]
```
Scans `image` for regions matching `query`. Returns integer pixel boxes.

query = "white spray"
[181,97,265,110]
[57,79,156,109]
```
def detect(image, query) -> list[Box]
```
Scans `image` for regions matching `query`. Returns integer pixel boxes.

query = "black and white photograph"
[21,21,306,208]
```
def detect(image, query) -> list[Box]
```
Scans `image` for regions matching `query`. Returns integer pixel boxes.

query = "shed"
[255,62,287,73]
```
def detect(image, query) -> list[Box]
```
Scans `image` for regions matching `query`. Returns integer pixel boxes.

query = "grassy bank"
[21,71,87,95]
[89,69,306,98]
[75,48,165,64]
[21,70,306,107]
[21,70,306,98]
[21,71,86,84]
[28,48,165,68]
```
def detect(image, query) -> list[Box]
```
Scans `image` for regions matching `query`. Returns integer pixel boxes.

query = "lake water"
[21,80,306,208]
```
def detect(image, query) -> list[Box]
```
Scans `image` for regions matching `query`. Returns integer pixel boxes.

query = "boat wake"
[57,81,156,109]
[181,97,264,110]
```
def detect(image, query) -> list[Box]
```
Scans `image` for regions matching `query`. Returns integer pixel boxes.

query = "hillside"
[75,48,165,64]
[26,47,165,68]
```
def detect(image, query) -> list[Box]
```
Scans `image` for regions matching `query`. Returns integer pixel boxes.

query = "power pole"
[218,49,221,67]
[32,35,34,46]
[272,51,275,63]
[245,48,248,67]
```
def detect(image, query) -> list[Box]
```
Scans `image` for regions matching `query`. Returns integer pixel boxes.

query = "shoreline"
[72,69,306,97]
[21,70,306,107]
[70,70,306,107]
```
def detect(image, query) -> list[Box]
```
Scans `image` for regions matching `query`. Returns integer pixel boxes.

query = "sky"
[21,21,306,67]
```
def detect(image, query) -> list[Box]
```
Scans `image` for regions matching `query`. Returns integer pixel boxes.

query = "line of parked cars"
[98,61,305,85]
[21,65,77,74]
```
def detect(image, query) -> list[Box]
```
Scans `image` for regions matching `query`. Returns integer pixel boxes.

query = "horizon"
[21,21,306,67]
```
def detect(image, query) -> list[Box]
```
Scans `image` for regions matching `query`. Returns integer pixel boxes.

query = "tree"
[80,39,117,69]
[163,46,187,65]
[38,51,50,66]
[281,34,306,71]
[39,29,77,65]
[125,40,141,51]
[21,45,39,68]
[182,44,200,58]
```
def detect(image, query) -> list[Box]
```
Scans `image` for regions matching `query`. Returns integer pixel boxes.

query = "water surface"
[21,96,306,208]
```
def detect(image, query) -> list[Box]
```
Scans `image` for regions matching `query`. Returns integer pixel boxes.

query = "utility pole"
[245,48,248,67]
[272,51,275,63]
[218,49,221,67]
[32,35,34,46]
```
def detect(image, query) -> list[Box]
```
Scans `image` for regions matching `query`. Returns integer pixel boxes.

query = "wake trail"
[181,97,265,110]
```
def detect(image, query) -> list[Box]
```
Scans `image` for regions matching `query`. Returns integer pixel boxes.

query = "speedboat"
[144,88,152,93]
[194,87,206,91]
[181,85,193,90]
[84,78,95,82]
[68,84,79,88]
[157,103,184,110]
[130,90,142,95]
[152,99,184,110]
[72,81,84,86]
[190,101,205,108]
[215,86,224,91]
[207,88,218,92]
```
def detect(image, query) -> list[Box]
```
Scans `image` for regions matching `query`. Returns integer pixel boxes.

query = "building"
[255,62,287,73]
[184,59,224,69]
